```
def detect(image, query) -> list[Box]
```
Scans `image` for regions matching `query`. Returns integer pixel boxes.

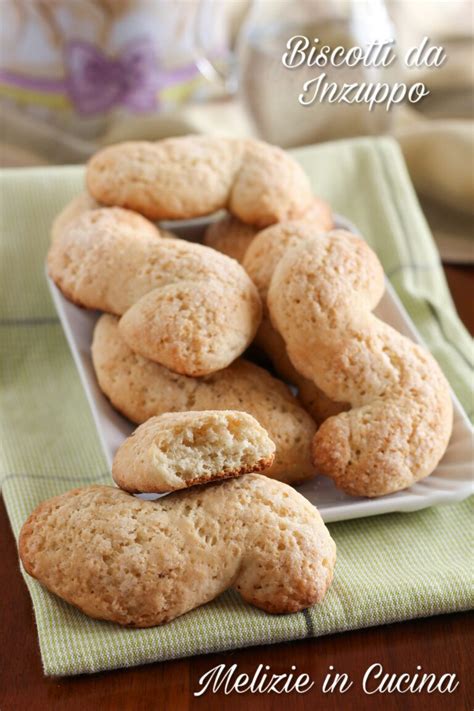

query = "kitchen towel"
[1,136,472,675]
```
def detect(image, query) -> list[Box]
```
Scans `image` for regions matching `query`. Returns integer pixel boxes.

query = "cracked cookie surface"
[20,477,336,626]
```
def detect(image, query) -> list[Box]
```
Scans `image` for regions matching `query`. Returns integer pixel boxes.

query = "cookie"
[86,136,313,227]
[203,197,333,263]
[257,317,350,425]
[48,207,165,312]
[118,279,258,377]
[296,196,334,230]
[92,314,316,484]
[51,192,100,242]
[112,411,275,492]
[243,224,352,423]
[267,231,453,497]
[48,207,261,376]
[19,478,336,626]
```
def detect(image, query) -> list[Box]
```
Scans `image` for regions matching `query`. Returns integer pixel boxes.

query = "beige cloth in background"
[395,114,474,263]
[391,9,474,262]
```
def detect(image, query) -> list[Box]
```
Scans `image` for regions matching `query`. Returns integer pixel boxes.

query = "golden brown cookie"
[19,478,336,626]
[243,224,351,423]
[204,197,333,263]
[267,231,453,497]
[112,411,276,492]
[51,192,100,242]
[256,317,350,425]
[48,207,261,376]
[118,279,258,377]
[86,136,313,227]
[92,314,316,484]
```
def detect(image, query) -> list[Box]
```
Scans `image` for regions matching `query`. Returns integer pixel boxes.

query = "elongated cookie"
[92,314,316,484]
[204,197,334,263]
[267,232,453,497]
[256,317,350,425]
[112,411,276,492]
[51,192,99,242]
[48,207,261,376]
[243,224,353,423]
[20,478,336,626]
[118,279,258,377]
[86,136,313,226]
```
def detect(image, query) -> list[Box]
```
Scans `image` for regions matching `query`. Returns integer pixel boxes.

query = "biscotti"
[112,411,276,492]
[243,224,351,424]
[51,192,99,242]
[48,207,261,376]
[86,136,313,226]
[256,316,350,425]
[204,196,334,263]
[92,314,316,484]
[267,231,453,497]
[19,478,336,626]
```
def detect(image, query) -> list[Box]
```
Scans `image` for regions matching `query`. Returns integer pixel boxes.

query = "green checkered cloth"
[1,137,472,676]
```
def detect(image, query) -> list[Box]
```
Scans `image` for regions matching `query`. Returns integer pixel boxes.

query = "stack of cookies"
[20,411,337,626]
[19,135,453,627]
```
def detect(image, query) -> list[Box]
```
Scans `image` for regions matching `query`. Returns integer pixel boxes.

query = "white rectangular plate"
[47,214,473,522]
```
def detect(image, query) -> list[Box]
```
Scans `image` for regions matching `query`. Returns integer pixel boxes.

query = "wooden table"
[1,266,472,711]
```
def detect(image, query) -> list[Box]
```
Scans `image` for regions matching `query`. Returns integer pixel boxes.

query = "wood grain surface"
[1,265,472,711]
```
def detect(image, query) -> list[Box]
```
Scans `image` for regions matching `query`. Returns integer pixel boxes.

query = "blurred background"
[0,0,472,261]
